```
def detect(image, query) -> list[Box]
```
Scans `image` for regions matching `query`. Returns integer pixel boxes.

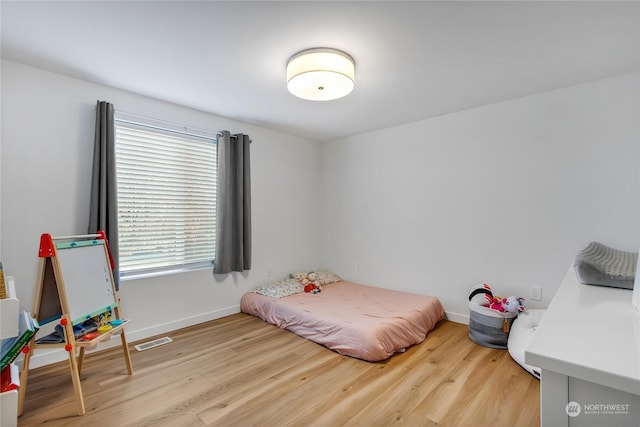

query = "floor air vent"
[134,336,173,352]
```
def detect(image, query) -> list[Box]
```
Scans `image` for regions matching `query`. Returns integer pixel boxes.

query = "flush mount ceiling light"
[286,48,355,101]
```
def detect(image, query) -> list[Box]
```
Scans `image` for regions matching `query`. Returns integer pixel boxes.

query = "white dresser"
[525,267,640,427]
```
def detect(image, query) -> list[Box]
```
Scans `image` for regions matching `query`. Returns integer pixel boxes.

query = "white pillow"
[250,278,303,298]
[290,270,342,286]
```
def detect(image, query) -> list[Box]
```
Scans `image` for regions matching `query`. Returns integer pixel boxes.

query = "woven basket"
[468,303,517,349]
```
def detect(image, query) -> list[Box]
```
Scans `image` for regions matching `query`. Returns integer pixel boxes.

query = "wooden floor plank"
[340,326,478,426]
[17,314,539,427]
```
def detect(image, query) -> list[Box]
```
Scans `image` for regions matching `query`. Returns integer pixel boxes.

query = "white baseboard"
[23,305,241,369]
[445,310,469,325]
[124,305,240,344]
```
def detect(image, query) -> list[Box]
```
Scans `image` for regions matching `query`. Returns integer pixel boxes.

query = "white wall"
[0,60,322,367]
[2,60,638,366]
[321,72,640,322]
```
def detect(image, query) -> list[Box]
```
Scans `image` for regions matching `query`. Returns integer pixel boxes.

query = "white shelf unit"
[1,277,19,339]
[1,276,20,427]
[0,389,18,427]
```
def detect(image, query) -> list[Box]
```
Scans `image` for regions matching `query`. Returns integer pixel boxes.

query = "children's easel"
[18,232,133,416]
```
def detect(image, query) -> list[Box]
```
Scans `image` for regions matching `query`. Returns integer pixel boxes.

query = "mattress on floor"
[241,280,445,362]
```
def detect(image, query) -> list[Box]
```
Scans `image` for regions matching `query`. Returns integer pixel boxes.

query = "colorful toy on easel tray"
[93,310,112,326]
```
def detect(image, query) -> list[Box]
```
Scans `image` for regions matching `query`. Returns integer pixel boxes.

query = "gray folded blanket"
[574,241,637,290]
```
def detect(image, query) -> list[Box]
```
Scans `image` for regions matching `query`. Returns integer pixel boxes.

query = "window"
[114,113,217,279]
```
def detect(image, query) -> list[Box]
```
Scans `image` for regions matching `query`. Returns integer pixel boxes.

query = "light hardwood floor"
[17,314,539,427]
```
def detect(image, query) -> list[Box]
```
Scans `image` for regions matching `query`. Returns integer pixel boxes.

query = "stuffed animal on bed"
[304,283,321,293]
[299,272,322,293]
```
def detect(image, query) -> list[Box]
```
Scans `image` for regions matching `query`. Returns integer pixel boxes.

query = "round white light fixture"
[286,48,355,101]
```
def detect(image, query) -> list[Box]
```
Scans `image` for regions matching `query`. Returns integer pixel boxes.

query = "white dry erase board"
[54,239,117,325]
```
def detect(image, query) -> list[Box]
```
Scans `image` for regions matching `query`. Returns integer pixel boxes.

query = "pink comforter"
[240,281,445,362]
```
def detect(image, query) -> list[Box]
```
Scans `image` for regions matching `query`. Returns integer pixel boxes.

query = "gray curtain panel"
[214,131,252,274]
[88,100,120,290]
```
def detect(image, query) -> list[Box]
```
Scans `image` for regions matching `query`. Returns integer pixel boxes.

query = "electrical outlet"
[356,263,361,273]
[530,286,542,301]
[267,266,272,277]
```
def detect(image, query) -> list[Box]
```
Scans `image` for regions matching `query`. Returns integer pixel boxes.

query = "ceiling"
[2,1,638,142]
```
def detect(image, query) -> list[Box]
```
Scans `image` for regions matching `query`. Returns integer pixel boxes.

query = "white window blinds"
[114,116,217,279]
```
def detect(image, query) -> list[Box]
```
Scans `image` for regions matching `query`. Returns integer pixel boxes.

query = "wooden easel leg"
[120,331,134,375]
[67,346,86,415]
[62,317,85,416]
[77,347,86,374]
[17,342,35,416]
